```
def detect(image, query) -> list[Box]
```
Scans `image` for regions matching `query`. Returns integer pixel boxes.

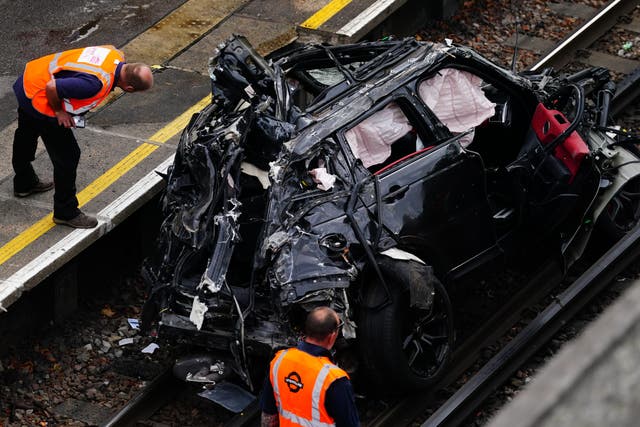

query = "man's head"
[118,63,154,92]
[304,306,342,350]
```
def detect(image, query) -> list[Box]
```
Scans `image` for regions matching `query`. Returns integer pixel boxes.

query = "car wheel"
[596,176,640,245]
[359,277,454,392]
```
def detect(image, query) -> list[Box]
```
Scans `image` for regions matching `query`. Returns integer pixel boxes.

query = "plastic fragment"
[141,343,160,354]
[127,318,140,330]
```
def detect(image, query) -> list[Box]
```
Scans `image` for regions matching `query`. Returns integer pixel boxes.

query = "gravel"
[418,0,640,132]
[0,276,171,426]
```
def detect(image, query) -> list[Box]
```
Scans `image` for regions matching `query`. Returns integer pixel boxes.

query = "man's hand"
[54,110,75,128]
[261,412,279,427]
[46,79,75,128]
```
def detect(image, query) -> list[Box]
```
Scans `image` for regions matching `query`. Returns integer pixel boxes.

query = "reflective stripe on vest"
[311,364,333,423]
[272,349,287,415]
[271,349,345,427]
[23,46,123,117]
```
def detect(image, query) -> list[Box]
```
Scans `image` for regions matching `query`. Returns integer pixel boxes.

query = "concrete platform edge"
[336,0,410,40]
[0,155,174,312]
[487,280,640,427]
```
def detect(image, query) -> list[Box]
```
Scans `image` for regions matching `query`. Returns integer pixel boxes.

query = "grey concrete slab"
[578,49,640,75]
[0,199,53,274]
[311,0,376,31]
[0,199,52,248]
[0,182,54,220]
[0,77,18,130]
[72,130,156,196]
[620,17,640,33]
[505,33,556,54]
[0,121,18,182]
[0,125,147,217]
[77,143,176,213]
[0,77,14,99]
[170,15,298,75]
[548,2,598,20]
[0,91,18,132]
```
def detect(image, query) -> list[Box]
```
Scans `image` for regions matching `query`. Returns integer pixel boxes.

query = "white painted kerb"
[0,155,175,312]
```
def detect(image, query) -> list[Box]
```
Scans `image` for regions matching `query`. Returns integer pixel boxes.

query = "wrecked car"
[142,35,640,393]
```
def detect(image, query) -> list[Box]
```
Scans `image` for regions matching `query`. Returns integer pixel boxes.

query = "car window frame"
[336,94,444,176]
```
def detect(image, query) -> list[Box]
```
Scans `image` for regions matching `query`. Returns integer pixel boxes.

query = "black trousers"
[12,108,81,220]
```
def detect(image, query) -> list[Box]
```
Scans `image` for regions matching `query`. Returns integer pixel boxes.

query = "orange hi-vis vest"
[270,348,349,427]
[22,46,124,117]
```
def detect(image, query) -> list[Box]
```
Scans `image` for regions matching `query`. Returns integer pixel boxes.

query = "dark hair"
[304,307,339,340]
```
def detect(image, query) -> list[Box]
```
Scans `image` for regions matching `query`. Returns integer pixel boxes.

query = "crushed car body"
[142,35,640,392]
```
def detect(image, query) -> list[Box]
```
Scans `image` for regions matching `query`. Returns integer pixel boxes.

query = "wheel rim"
[400,282,453,378]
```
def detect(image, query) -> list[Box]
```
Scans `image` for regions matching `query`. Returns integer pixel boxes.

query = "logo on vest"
[284,371,304,393]
[78,47,110,66]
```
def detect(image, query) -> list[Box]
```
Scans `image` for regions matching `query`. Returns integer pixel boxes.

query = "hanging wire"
[510,0,523,72]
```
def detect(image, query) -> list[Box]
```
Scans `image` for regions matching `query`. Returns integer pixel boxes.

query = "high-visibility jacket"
[270,347,349,427]
[22,45,124,117]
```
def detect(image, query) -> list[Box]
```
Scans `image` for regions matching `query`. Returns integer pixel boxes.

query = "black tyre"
[359,277,454,392]
[595,176,640,246]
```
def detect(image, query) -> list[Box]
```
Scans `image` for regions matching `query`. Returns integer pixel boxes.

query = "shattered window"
[307,68,346,86]
[418,68,496,147]
[345,102,417,169]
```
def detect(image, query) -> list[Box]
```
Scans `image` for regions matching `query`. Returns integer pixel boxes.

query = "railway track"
[527,0,640,117]
[101,369,182,427]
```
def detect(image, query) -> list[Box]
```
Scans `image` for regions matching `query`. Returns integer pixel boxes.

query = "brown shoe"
[14,181,54,197]
[53,212,98,229]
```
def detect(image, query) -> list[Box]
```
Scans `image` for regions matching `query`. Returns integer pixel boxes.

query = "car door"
[376,138,498,277]
[343,99,499,277]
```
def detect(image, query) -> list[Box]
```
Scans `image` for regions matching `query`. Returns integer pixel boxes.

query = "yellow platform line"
[1,0,350,266]
[0,96,210,266]
[300,0,352,29]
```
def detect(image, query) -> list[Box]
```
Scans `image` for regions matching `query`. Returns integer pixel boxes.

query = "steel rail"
[529,0,638,72]
[420,222,640,427]
[103,368,184,427]
[611,67,640,118]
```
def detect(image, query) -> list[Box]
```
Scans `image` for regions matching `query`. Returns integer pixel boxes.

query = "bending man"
[11,45,153,228]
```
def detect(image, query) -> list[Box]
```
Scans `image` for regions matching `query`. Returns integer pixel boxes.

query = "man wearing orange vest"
[11,45,153,228]
[260,307,360,427]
